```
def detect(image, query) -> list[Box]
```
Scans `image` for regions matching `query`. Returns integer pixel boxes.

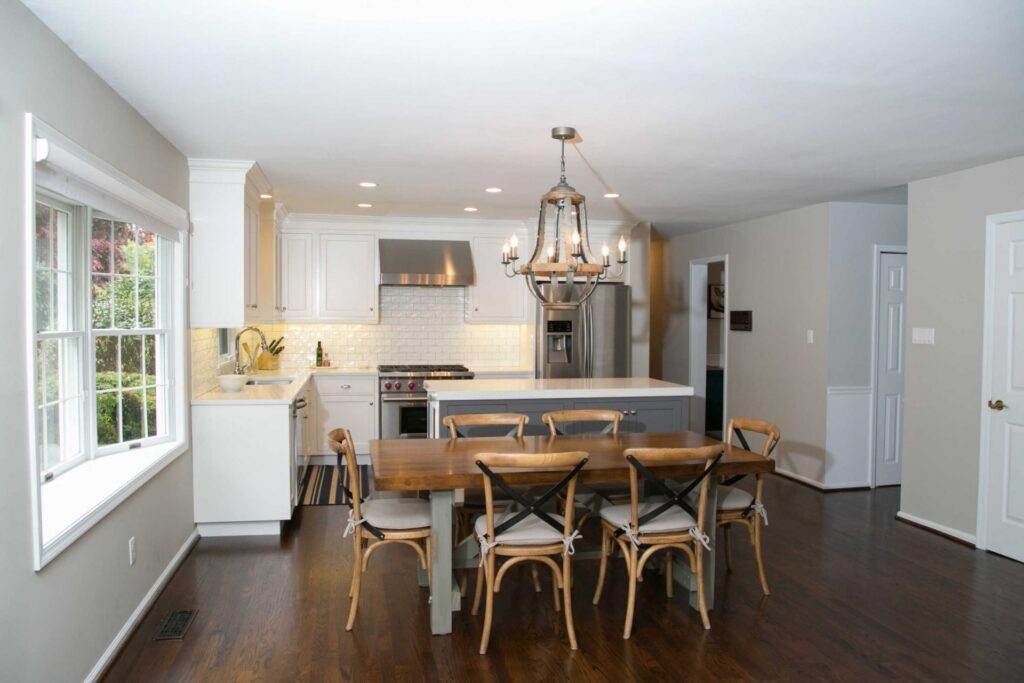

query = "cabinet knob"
[475,307,479,311]
[340,384,352,389]
[370,307,374,311]
[282,307,287,311]
[369,401,374,406]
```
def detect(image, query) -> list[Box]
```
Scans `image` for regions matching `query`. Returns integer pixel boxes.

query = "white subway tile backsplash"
[192,288,528,388]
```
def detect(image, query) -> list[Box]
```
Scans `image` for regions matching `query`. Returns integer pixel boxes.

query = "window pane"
[43,403,60,471]
[121,335,144,386]
[96,392,120,446]
[92,275,112,329]
[36,203,52,268]
[138,230,156,277]
[138,277,155,327]
[35,270,53,332]
[144,386,159,437]
[113,276,137,328]
[122,389,144,442]
[95,336,118,386]
[114,222,137,275]
[143,334,157,380]
[92,218,112,273]
[53,208,70,273]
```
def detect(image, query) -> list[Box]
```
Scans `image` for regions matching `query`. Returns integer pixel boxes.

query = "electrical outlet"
[128,536,136,566]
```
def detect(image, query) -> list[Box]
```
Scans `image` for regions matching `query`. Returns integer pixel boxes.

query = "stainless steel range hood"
[378,239,475,286]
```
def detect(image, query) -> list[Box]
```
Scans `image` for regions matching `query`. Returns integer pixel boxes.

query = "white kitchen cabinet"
[318,233,378,322]
[278,232,314,320]
[312,374,377,456]
[188,159,272,328]
[466,235,529,324]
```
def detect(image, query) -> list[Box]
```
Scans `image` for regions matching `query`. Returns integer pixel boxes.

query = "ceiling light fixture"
[603,192,620,199]
[464,207,478,212]
[357,203,373,208]
[259,193,273,199]
[501,126,627,309]
[359,181,378,188]
[485,187,502,193]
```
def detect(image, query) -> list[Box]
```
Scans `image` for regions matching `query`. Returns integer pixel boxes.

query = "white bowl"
[217,374,248,392]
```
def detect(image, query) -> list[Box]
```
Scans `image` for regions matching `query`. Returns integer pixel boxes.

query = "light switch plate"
[806,330,814,344]
[912,327,935,345]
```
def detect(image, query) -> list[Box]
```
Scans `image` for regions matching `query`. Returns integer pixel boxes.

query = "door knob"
[988,399,1007,411]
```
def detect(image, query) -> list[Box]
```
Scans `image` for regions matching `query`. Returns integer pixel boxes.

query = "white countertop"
[425,377,694,401]
[192,367,377,405]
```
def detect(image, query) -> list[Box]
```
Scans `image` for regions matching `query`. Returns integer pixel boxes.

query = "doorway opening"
[688,256,728,438]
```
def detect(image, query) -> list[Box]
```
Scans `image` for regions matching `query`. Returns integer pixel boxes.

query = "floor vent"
[154,609,196,641]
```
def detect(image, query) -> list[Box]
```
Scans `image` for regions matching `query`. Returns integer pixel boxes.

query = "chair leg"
[531,564,542,593]
[551,562,561,612]
[753,517,771,596]
[723,523,732,571]
[472,563,485,615]
[593,527,609,605]
[665,550,673,598]
[623,544,638,639]
[695,545,710,630]
[562,553,578,650]
[425,536,432,595]
[346,534,363,631]
[480,554,496,654]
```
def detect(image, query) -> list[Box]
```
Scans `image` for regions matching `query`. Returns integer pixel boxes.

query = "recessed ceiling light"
[357,203,373,208]
[359,181,378,188]
[485,187,502,193]
[464,207,478,212]
[603,193,620,199]
[259,193,273,199]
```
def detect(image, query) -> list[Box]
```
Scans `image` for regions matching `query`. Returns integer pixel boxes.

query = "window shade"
[34,136,187,243]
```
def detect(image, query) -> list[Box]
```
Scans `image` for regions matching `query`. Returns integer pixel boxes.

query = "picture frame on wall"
[708,284,725,319]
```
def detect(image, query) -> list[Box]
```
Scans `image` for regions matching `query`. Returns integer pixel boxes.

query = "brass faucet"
[234,326,269,374]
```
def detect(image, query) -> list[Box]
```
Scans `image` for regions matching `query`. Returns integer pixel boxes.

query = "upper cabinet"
[466,235,529,324]
[277,231,313,320]
[188,159,272,328]
[318,233,378,322]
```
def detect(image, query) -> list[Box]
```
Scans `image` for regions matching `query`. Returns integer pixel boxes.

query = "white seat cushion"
[717,486,754,511]
[361,498,431,530]
[474,511,565,546]
[600,501,697,534]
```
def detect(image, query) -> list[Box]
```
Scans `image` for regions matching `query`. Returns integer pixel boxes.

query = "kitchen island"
[425,377,694,437]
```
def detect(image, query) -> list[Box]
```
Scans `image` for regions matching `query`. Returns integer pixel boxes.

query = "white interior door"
[873,251,907,487]
[984,215,1024,563]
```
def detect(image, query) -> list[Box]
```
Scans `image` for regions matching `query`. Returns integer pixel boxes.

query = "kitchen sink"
[246,377,294,386]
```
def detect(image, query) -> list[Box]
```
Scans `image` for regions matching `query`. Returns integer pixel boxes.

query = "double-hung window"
[28,117,188,568]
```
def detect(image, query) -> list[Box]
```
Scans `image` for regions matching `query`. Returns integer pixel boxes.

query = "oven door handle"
[381,395,428,404]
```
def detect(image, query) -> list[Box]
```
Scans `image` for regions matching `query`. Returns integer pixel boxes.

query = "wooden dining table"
[370,431,774,635]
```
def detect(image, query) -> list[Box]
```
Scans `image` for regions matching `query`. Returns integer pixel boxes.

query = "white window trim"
[25,114,191,571]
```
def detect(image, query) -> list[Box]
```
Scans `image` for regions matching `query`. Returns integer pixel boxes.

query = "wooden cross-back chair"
[593,444,724,637]
[717,417,781,595]
[443,412,528,440]
[471,451,589,654]
[542,409,630,525]
[328,428,431,631]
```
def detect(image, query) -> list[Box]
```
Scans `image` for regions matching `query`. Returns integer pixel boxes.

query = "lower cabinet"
[311,375,378,457]
[433,396,689,436]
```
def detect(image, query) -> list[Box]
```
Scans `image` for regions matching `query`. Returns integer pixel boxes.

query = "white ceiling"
[22,1,1024,234]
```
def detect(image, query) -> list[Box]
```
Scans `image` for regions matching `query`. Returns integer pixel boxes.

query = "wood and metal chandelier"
[501,126,627,309]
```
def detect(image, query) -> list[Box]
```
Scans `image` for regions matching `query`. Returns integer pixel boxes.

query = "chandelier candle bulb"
[509,234,519,259]
[618,236,628,263]
[501,241,511,264]
[602,242,611,267]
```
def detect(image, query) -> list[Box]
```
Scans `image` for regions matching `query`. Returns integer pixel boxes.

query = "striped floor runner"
[299,465,350,506]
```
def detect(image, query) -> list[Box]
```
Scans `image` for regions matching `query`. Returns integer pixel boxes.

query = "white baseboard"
[774,467,868,491]
[85,527,200,683]
[197,521,281,537]
[896,511,977,545]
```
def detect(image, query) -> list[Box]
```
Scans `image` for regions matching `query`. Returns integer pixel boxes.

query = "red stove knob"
[408,381,416,390]
[384,382,392,390]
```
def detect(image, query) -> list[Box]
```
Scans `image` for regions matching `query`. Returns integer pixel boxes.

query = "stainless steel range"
[378,364,474,439]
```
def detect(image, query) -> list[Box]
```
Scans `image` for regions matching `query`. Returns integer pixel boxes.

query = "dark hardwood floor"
[103,477,1024,682]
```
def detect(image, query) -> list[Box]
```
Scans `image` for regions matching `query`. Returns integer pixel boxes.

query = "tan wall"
[0,2,193,680]
[658,204,832,482]
[901,155,1024,537]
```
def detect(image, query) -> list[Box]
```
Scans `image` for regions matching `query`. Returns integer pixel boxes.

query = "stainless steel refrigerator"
[535,283,631,378]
